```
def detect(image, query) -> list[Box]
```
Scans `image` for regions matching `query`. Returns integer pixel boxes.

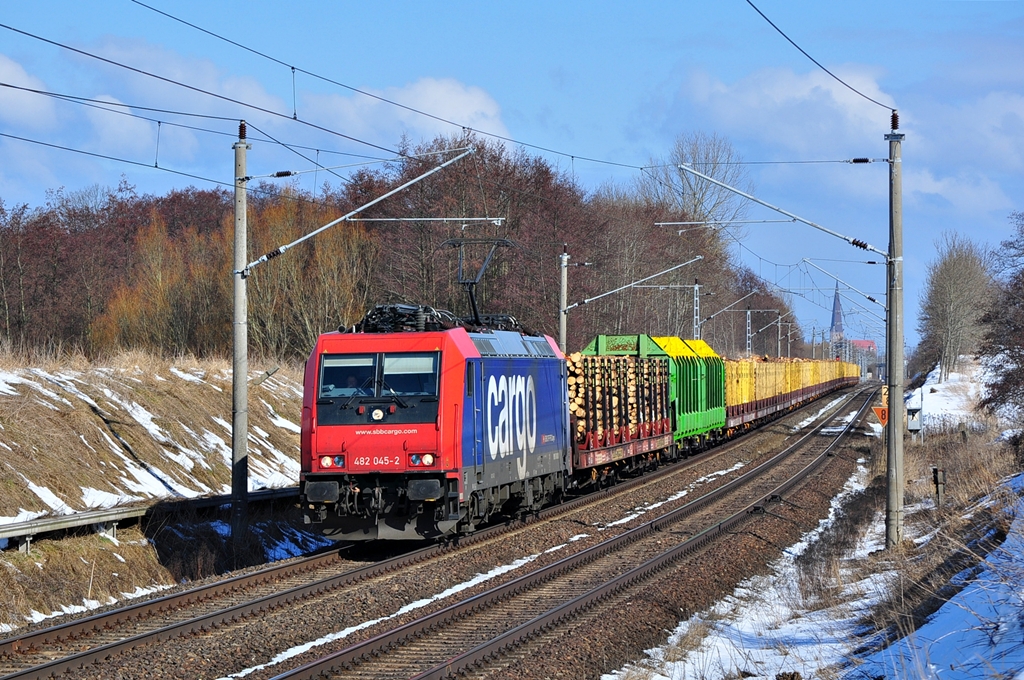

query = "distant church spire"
[830,284,845,344]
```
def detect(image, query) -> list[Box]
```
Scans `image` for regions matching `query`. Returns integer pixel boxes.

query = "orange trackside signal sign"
[873,407,889,427]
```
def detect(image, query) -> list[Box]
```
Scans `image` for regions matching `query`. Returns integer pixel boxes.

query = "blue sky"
[2,1,1022,350]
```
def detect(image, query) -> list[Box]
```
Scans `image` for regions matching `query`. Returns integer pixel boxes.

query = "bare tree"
[636,131,751,240]
[917,232,993,382]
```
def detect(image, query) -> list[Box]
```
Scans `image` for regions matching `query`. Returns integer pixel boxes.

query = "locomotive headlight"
[410,454,422,466]
[371,408,385,421]
[320,456,333,468]
[422,453,435,466]
[333,455,345,468]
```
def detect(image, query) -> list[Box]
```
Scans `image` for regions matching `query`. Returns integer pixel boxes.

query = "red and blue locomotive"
[300,305,570,540]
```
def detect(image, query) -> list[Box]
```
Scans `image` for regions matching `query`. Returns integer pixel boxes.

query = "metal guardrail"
[0,486,299,549]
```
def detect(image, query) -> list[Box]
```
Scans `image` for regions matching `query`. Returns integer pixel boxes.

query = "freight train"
[299,304,860,540]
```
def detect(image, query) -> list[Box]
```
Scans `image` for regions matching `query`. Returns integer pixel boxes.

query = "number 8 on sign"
[873,406,889,427]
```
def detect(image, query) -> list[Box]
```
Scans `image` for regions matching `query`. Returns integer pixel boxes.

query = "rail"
[272,387,874,679]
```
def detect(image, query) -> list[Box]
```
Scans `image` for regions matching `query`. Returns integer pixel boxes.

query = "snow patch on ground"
[606,359,1024,679]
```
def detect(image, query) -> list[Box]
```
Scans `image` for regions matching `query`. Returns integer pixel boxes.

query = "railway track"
[267,388,874,679]
[0,387,870,680]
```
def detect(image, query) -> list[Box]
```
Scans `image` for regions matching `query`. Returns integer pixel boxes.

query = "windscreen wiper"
[379,379,410,409]
[341,376,375,409]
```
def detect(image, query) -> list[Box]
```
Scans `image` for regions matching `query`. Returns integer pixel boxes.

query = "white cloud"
[914,90,1024,173]
[81,95,158,157]
[905,166,1013,215]
[0,53,58,129]
[682,65,894,156]
[79,38,287,140]
[305,77,508,148]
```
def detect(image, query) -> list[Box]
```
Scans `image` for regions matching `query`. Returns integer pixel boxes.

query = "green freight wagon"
[652,336,726,450]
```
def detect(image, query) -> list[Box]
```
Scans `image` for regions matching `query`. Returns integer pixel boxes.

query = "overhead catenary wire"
[792,264,885,330]
[1,78,477,205]
[644,158,871,168]
[4,80,397,165]
[241,148,476,275]
[244,120,352,185]
[0,129,334,212]
[564,256,704,311]
[154,121,161,167]
[677,163,888,258]
[0,21,402,157]
[127,0,641,172]
[0,81,238,122]
[351,217,504,223]
[0,130,232,188]
[0,130,435,213]
[641,164,882,336]
[744,0,895,115]
[801,258,883,308]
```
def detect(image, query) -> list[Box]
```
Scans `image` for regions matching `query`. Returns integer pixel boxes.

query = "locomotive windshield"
[319,352,438,398]
[316,351,441,426]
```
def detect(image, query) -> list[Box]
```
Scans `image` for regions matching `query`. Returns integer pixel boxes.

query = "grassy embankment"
[0,351,313,630]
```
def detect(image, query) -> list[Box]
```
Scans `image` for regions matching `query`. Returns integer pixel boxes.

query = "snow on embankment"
[906,356,999,433]
[0,359,303,536]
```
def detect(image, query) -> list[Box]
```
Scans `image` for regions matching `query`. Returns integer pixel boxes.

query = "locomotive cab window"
[382,353,438,396]
[319,355,376,397]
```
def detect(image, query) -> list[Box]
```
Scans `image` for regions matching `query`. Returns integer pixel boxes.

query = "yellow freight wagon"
[724,356,859,430]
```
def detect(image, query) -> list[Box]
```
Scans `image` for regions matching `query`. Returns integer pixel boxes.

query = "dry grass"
[904,414,1013,507]
[796,418,1021,657]
[0,350,311,630]
[0,526,173,630]
[662,618,714,664]
[0,343,90,372]
[796,440,885,612]
[616,666,657,680]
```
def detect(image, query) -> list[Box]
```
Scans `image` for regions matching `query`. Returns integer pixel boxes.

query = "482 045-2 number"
[352,456,403,467]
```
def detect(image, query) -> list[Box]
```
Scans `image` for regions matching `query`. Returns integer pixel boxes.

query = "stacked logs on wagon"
[566,353,671,448]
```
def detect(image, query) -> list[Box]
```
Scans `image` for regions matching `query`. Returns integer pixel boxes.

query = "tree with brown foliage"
[1,130,796,361]
[90,211,232,356]
[246,186,379,358]
[0,200,31,348]
[351,133,593,342]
